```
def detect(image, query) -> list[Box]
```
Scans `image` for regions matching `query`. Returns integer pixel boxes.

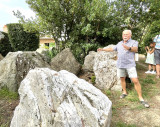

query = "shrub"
[7,23,39,51]
[68,42,100,64]
[91,75,96,84]
[0,31,13,56]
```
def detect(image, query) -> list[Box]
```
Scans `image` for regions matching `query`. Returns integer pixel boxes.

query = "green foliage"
[42,49,59,63]
[44,46,49,49]
[68,42,99,64]
[15,0,123,49]
[14,0,160,54]
[50,47,60,58]
[7,23,39,51]
[0,31,13,56]
[143,20,160,47]
[0,87,19,100]
[91,75,96,84]
[105,90,111,96]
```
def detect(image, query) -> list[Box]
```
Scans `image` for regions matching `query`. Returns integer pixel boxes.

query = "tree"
[14,0,160,56]
[14,0,122,49]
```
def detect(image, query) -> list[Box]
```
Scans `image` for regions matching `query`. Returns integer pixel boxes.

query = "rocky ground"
[0,59,160,127]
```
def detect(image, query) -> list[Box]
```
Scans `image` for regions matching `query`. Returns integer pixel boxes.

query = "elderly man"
[97,30,149,108]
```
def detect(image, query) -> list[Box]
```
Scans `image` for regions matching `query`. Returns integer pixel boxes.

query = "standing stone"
[0,54,3,61]
[11,68,112,127]
[51,48,81,75]
[93,45,122,91]
[82,51,96,72]
[0,51,50,92]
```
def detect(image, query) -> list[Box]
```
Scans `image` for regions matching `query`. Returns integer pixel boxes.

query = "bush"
[67,42,100,64]
[49,42,99,64]
[0,31,13,56]
[91,76,96,84]
[7,23,39,51]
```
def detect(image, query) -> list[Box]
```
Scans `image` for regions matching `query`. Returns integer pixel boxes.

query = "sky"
[0,0,35,31]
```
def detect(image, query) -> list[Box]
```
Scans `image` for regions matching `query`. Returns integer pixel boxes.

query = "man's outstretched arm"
[122,44,138,53]
[97,48,114,52]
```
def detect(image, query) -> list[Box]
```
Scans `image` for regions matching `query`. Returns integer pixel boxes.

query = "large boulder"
[11,68,112,127]
[51,48,81,75]
[36,48,51,63]
[0,54,3,61]
[0,51,50,92]
[93,45,122,91]
[82,51,96,72]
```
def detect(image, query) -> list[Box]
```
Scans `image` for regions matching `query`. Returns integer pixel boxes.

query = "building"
[39,36,55,49]
[3,25,8,33]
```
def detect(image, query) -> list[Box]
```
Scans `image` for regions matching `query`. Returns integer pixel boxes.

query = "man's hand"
[122,43,130,50]
[97,48,103,52]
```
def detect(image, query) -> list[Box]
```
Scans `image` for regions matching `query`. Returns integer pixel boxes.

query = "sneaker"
[120,94,128,99]
[151,71,156,75]
[140,101,150,108]
[145,70,152,74]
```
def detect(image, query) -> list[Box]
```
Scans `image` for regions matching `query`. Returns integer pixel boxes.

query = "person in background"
[145,42,156,74]
[153,35,160,78]
[97,30,149,108]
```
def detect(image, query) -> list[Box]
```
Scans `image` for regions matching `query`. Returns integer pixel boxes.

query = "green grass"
[141,75,156,85]
[126,90,139,102]
[140,75,158,99]
[113,121,137,127]
[0,87,19,100]
[105,90,112,96]
[0,122,10,127]
[91,75,96,84]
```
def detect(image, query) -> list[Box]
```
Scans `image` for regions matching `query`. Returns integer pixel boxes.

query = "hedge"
[0,31,13,56]
[7,23,39,51]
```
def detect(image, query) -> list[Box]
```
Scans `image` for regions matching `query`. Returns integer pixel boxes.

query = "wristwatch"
[129,47,131,51]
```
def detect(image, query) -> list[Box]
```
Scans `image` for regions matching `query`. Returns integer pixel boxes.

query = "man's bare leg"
[120,77,127,94]
[156,64,160,77]
[131,78,143,101]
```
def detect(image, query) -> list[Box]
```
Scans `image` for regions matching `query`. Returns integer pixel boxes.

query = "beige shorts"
[117,67,137,78]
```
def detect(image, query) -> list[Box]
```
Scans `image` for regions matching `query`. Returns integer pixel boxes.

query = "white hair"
[123,30,132,35]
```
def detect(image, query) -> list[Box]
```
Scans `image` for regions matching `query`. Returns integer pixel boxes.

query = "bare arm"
[149,48,155,54]
[130,47,138,52]
[97,48,114,52]
[122,44,138,52]
[145,46,148,53]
